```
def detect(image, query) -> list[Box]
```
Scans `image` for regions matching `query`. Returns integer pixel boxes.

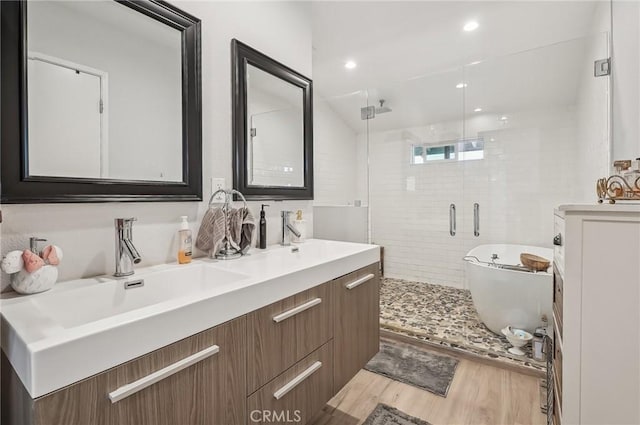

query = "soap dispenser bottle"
[292,210,306,243]
[259,204,269,249]
[177,216,192,264]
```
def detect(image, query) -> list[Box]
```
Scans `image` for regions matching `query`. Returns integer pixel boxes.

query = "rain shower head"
[375,99,392,114]
[360,99,392,120]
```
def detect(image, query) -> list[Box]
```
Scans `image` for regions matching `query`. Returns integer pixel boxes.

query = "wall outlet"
[211,178,226,202]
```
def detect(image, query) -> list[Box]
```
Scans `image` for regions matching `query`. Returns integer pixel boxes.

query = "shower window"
[457,139,484,160]
[410,138,484,164]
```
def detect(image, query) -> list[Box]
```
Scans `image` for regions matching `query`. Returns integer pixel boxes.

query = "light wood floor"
[310,344,545,425]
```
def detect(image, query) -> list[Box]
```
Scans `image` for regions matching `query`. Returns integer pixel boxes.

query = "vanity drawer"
[31,317,246,425]
[247,341,334,425]
[333,262,380,392]
[247,282,333,394]
[553,264,563,339]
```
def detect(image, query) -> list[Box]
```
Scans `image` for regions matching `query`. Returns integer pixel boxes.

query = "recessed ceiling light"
[469,60,482,66]
[456,82,468,89]
[500,115,508,121]
[474,107,483,112]
[344,60,357,70]
[463,21,479,32]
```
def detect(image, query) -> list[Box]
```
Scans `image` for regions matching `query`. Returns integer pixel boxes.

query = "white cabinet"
[552,204,640,425]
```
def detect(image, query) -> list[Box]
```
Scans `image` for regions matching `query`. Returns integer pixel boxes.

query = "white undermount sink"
[0,239,380,398]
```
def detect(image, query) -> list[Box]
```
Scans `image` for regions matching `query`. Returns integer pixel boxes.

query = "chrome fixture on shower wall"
[360,99,392,120]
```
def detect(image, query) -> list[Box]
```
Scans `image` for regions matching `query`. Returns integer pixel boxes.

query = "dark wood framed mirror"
[1,0,202,203]
[232,39,313,200]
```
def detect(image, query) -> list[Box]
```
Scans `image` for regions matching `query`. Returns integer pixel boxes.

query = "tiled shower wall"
[367,107,592,288]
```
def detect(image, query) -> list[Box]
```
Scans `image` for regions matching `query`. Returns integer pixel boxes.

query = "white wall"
[313,206,368,243]
[576,3,612,200]
[612,0,640,161]
[1,1,313,291]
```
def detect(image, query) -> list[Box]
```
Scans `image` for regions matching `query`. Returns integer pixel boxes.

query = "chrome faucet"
[114,218,142,277]
[280,211,301,246]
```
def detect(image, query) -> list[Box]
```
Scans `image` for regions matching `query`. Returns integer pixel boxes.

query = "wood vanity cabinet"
[246,263,380,424]
[333,263,381,393]
[246,282,333,394]
[247,341,334,425]
[2,262,380,425]
[2,317,246,425]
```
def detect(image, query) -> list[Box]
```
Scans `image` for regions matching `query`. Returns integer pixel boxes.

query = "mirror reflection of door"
[249,108,303,187]
[27,54,107,178]
[26,0,183,183]
[246,64,304,188]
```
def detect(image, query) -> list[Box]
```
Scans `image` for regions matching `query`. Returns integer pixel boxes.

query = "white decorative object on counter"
[1,244,64,295]
[11,266,59,294]
[0,250,25,274]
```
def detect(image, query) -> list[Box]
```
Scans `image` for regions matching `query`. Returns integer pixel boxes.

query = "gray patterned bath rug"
[364,341,459,397]
[363,404,433,425]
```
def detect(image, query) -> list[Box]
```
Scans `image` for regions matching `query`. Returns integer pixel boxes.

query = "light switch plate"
[211,178,226,202]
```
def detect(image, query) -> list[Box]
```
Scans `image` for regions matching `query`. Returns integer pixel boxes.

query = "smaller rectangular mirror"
[232,39,313,200]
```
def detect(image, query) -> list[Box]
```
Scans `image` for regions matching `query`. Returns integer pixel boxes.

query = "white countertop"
[557,203,640,213]
[0,239,379,398]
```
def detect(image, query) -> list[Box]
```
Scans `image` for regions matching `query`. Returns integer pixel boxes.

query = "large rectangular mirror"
[1,0,202,203]
[232,39,313,200]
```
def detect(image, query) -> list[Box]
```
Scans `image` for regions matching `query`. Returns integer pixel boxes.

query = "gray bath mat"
[363,404,433,425]
[364,341,459,397]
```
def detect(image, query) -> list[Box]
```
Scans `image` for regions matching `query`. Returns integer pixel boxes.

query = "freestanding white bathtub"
[464,244,553,335]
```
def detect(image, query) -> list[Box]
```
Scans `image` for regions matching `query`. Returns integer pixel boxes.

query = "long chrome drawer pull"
[273,298,322,323]
[273,361,322,400]
[108,344,220,403]
[345,273,375,290]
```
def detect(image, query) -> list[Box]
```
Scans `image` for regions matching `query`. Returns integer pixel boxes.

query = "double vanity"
[1,239,381,425]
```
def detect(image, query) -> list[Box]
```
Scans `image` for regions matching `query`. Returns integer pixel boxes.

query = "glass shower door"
[461,32,610,359]
[312,90,370,243]
[367,67,468,345]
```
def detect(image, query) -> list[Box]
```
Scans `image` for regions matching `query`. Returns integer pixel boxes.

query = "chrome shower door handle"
[473,203,480,237]
[449,204,456,236]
